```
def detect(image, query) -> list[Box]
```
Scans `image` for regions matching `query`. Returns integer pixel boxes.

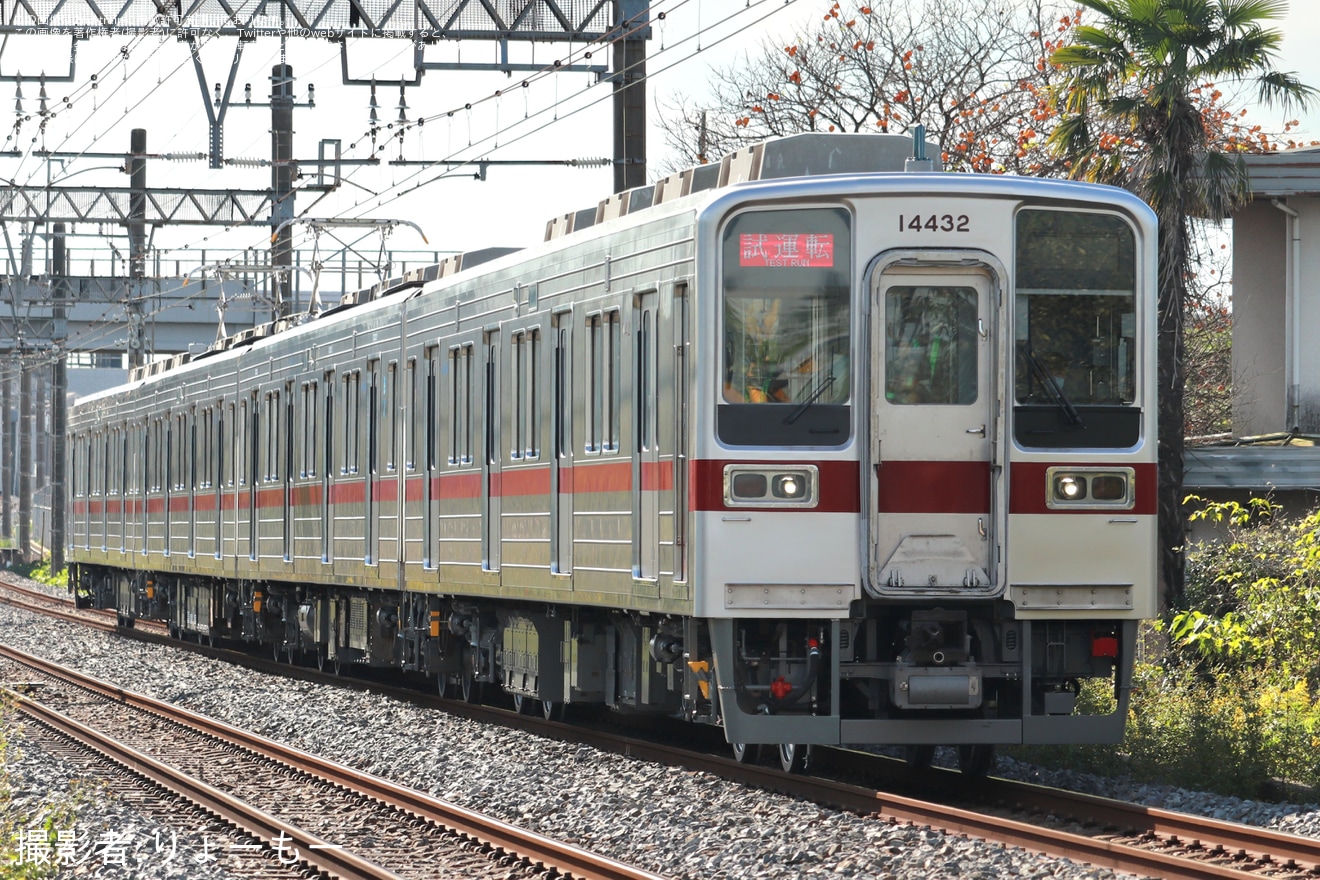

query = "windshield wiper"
[1023,342,1084,427]
[783,373,836,425]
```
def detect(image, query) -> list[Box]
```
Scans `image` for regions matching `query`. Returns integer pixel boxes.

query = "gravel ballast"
[4,589,1319,880]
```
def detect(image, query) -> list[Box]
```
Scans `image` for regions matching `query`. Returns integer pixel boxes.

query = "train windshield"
[1013,209,1139,448]
[718,206,852,447]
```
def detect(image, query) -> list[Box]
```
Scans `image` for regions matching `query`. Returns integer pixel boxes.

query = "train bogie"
[68,132,1157,763]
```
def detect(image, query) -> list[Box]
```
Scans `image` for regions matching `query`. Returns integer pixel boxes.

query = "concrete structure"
[1186,148,1320,512]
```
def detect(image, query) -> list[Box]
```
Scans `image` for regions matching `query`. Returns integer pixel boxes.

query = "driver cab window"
[718,206,852,446]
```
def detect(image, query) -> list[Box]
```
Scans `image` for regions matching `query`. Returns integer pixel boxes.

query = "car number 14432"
[900,214,970,232]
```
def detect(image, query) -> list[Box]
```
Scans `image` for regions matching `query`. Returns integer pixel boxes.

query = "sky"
[0,0,1318,284]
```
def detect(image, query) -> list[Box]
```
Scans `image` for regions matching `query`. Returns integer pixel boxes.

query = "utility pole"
[127,128,147,368]
[18,350,30,562]
[271,64,295,320]
[1,359,9,545]
[51,222,66,572]
[612,0,648,193]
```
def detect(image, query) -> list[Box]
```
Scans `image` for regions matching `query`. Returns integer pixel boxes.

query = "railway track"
[6,575,1320,878]
[0,642,666,880]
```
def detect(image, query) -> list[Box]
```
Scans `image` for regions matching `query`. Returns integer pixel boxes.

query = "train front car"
[693,165,1157,768]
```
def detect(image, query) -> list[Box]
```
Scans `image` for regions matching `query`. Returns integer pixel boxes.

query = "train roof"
[122,132,940,386]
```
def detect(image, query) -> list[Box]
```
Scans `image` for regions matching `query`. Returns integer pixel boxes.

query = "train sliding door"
[483,333,501,573]
[632,291,659,588]
[868,262,1003,596]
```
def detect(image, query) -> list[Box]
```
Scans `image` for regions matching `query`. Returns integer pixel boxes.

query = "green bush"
[1017,498,1320,800]
[9,564,65,589]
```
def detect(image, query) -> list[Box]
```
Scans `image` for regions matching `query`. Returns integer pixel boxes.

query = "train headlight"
[1053,475,1086,501]
[1045,467,1135,509]
[724,465,819,508]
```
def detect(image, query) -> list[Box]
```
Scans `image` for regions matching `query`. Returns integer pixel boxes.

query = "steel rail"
[4,687,407,880]
[4,583,1310,878]
[0,644,667,880]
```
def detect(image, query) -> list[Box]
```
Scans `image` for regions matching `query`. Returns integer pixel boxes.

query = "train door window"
[343,371,360,474]
[71,437,81,498]
[301,382,317,478]
[323,377,335,480]
[606,312,619,452]
[636,309,652,452]
[587,314,601,453]
[264,391,281,482]
[529,330,541,459]
[512,332,524,460]
[189,410,198,491]
[485,344,498,465]
[719,206,851,446]
[369,363,381,475]
[883,286,979,405]
[425,351,438,471]
[153,419,164,492]
[449,344,473,465]
[386,361,398,472]
[236,400,247,487]
[586,311,620,454]
[554,327,570,459]
[510,330,541,460]
[198,408,210,489]
[406,358,419,471]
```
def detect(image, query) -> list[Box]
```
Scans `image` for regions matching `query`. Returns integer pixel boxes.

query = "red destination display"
[739,233,834,268]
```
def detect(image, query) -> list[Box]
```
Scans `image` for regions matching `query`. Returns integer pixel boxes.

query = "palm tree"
[1048,0,1314,607]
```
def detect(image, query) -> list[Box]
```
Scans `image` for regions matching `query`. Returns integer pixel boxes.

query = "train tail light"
[1091,632,1119,658]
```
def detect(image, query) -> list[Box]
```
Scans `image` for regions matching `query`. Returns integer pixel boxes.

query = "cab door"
[868,263,1002,596]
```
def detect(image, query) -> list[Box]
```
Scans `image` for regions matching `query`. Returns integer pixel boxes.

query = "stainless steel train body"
[67,134,1157,762]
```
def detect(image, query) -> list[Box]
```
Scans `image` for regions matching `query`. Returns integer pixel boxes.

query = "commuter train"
[67,133,1157,774]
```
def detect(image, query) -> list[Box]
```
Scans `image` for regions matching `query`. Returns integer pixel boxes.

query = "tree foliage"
[1047,0,1315,605]
[658,0,1075,174]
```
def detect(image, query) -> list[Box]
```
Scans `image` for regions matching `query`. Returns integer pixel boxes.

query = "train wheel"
[271,641,283,663]
[731,742,759,764]
[541,700,561,721]
[330,655,342,676]
[778,743,809,774]
[904,745,936,769]
[314,646,327,673]
[460,670,481,703]
[958,745,996,778]
[512,693,529,714]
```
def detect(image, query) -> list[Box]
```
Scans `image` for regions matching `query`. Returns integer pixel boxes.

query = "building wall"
[1231,200,1288,435]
